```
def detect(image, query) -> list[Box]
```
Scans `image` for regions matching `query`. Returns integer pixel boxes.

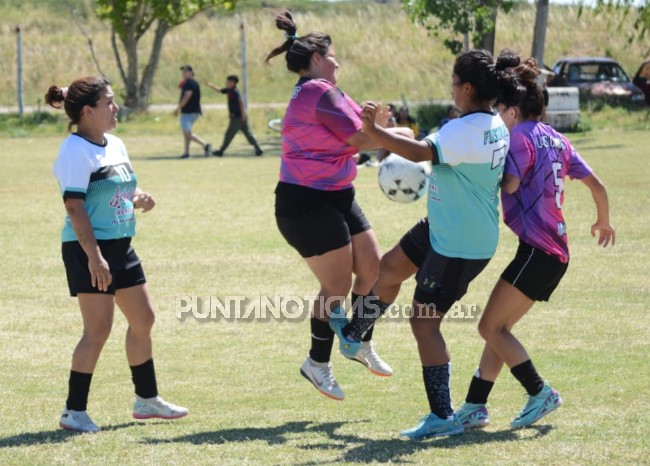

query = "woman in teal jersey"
[329,49,525,440]
[47,77,187,433]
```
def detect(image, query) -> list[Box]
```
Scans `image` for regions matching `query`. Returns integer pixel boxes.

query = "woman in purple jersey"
[265,10,412,400]
[456,58,616,429]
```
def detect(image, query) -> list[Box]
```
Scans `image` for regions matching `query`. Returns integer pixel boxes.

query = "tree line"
[88,0,649,111]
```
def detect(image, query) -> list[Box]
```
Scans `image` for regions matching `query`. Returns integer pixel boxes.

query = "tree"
[531,0,549,67]
[593,0,649,53]
[405,0,515,55]
[95,0,236,111]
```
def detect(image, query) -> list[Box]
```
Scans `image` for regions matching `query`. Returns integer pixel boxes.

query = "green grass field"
[0,111,648,465]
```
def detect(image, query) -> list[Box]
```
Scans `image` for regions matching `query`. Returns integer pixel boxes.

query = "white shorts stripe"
[511,247,535,286]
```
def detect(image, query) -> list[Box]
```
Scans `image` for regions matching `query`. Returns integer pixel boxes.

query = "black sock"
[349,293,374,342]
[66,370,93,411]
[465,374,494,404]
[309,317,334,363]
[422,364,453,419]
[344,294,389,341]
[130,358,159,399]
[510,359,544,396]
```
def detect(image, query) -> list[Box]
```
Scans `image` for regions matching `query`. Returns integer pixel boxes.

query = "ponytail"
[44,76,110,131]
[265,10,331,74]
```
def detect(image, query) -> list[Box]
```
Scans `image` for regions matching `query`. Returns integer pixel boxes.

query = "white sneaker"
[59,409,101,433]
[300,356,345,400]
[133,395,188,420]
[349,341,393,377]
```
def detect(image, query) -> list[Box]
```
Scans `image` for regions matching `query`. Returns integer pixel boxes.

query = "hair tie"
[61,87,69,99]
[285,31,297,40]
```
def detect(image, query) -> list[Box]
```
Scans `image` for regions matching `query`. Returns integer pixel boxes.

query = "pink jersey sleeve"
[315,88,362,142]
[504,130,535,179]
[566,145,593,180]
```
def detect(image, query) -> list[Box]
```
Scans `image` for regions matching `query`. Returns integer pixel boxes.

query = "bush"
[0,111,63,137]
[414,102,451,135]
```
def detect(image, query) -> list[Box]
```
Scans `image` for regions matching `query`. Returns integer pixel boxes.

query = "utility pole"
[240,20,248,110]
[531,0,549,67]
[16,25,24,117]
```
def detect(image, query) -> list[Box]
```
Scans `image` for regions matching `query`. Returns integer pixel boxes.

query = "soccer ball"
[378,153,431,203]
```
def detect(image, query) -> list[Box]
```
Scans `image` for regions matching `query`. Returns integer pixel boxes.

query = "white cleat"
[349,341,393,377]
[59,409,101,433]
[133,395,188,420]
[300,356,345,400]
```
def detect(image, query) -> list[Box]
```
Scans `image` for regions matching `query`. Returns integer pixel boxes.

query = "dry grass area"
[0,1,648,108]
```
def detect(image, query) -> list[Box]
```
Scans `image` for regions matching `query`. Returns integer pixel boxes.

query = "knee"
[131,308,156,335]
[83,322,112,348]
[478,317,504,342]
[409,314,439,341]
[358,254,380,284]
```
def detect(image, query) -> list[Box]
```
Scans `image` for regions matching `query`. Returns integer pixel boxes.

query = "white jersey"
[425,110,508,259]
[52,133,137,242]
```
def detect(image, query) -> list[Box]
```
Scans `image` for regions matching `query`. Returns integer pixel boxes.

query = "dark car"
[548,57,645,105]
[632,60,650,105]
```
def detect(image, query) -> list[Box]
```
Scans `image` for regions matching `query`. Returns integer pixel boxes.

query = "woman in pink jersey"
[456,59,616,429]
[265,10,412,400]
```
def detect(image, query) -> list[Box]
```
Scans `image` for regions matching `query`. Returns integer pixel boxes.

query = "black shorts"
[400,218,490,312]
[501,240,569,302]
[61,237,146,297]
[275,182,371,258]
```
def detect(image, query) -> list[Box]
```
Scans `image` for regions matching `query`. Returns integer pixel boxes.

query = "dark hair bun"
[44,85,66,109]
[496,49,520,71]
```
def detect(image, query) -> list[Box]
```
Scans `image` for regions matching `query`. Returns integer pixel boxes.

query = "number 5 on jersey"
[551,161,564,209]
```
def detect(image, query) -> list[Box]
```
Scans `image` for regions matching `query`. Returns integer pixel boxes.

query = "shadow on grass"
[0,422,140,448]
[142,420,554,464]
[314,424,555,464]
[142,420,365,447]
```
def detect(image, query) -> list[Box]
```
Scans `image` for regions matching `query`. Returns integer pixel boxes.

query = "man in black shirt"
[175,65,211,158]
[207,75,263,157]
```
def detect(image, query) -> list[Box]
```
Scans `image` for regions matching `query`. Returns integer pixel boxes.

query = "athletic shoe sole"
[402,426,464,441]
[511,394,563,429]
[59,421,100,433]
[132,411,188,420]
[300,369,344,401]
[348,356,392,377]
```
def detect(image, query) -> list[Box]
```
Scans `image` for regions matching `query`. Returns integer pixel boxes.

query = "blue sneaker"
[511,383,562,428]
[328,307,362,358]
[400,413,464,440]
[456,402,490,428]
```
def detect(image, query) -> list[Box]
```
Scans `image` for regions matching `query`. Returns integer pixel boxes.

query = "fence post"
[240,20,248,110]
[16,25,24,117]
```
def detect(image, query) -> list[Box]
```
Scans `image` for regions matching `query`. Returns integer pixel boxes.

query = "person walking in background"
[175,64,211,159]
[207,75,263,157]
[47,76,188,433]
[455,58,615,430]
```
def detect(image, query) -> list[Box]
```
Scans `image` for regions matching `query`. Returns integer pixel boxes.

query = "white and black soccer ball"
[377,153,431,204]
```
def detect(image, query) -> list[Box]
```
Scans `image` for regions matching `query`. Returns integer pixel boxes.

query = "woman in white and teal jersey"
[47,77,187,433]
[328,49,525,440]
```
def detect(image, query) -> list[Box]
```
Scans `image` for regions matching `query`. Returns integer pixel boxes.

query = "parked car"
[632,60,650,105]
[548,57,645,105]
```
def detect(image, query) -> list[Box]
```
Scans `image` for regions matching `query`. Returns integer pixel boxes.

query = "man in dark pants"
[207,75,263,157]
